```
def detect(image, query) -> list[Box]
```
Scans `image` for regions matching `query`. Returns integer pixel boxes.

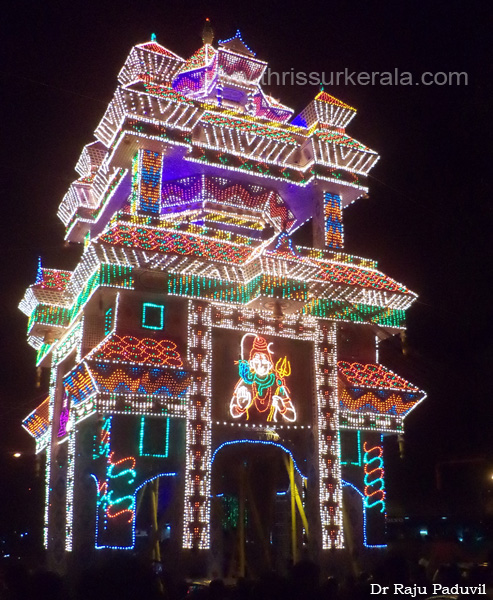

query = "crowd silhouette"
[1,552,492,600]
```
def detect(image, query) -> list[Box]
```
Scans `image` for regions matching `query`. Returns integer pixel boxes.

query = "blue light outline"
[342,480,387,549]
[339,430,362,466]
[92,471,177,550]
[211,439,307,480]
[217,30,256,56]
[142,302,164,330]
[139,416,170,458]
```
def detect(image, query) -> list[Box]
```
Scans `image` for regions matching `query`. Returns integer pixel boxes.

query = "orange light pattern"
[89,363,189,398]
[63,364,98,406]
[100,224,253,264]
[137,150,162,214]
[315,91,356,111]
[316,264,409,293]
[338,361,418,390]
[324,192,344,249]
[22,396,50,439]
[340,389,418,416]
[88,334,183,367]
[100,452,136,523]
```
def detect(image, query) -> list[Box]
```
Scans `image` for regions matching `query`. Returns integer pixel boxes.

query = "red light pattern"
[338,362,418,391]
[179,44,216,72]
[252,93,293,123]
[315,129,369,151]
[101,452,136,523]
[143,82,193,105]
[88,334,183,367]
[363,442,385,511]
[315,91,356,111]
[218,51,264,82]
[268,194,294,231]
[139,42,179,57]
[173,46,217,96]
[316,264,409,293]
[160,175,295,231]
[100,224,253,264]
[34,269,72,290]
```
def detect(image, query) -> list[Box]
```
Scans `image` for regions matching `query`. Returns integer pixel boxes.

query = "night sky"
[1,1,491,513]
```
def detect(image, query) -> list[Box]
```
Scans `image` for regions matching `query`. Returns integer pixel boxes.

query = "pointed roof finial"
[217,30,256,57]
[202,18,214,45]
[35,256,43,284]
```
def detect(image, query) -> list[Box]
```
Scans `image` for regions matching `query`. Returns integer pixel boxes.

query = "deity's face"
[249,352,272,377]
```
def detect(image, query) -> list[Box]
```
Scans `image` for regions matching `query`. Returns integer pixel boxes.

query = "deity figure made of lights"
[230,334,296,423]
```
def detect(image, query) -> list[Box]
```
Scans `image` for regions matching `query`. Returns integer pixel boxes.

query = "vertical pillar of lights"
[246,90,255,116]
[131,148,163,214]
[43,366,57,548]
[49,323,83,551]
[93,416,112,548]
[315,321,343,549]
[323,192,344,249]
[183,300,211,549]
[216,82,223,106]
[130,152,140,213]
[53,321,83,366]
[104,308,113,336]
[65,413,76,551]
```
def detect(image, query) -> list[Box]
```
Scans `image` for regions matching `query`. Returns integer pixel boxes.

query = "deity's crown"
[250,336,272,361]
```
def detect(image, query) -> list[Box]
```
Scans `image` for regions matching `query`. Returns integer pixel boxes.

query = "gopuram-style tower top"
[52,28,379,247]
[19,29,424,572]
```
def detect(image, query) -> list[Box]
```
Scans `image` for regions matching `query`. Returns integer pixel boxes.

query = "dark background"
[0,0,491,531]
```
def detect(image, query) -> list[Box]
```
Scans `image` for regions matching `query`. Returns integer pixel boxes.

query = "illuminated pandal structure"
[19,26,425,572]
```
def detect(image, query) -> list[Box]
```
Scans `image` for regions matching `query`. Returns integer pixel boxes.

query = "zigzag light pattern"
[340,390,418,417]
[90,363,189,397]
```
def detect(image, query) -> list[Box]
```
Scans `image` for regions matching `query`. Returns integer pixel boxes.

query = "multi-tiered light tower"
[19,27,425,572]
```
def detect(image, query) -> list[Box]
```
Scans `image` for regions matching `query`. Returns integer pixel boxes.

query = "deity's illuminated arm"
[230,384,252,418]
[272,386,296,422]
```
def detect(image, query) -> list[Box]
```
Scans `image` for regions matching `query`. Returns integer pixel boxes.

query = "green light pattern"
[303,299,405,328]
[29,266,134,335]
[167,273,307,304]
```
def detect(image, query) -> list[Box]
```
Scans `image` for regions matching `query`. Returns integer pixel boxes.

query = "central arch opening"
[211,441,307,578]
